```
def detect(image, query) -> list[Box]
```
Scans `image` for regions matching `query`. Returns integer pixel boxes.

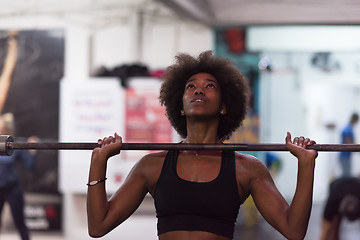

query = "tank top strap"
[156,150,178,188]
[222,150,235,169]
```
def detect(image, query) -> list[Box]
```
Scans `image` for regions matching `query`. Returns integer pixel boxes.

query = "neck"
[181,149,223,157]
[184,117,220,144]
[180,140,223,156]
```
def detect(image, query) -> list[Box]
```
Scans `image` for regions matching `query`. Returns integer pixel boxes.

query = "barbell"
[2,135,360,156]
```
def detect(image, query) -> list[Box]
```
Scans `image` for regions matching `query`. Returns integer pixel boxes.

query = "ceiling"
[160,0,360,26]
[0,0,165,29]
[1,0,360,28]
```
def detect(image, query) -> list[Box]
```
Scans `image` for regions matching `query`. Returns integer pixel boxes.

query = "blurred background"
[1,0,360,239]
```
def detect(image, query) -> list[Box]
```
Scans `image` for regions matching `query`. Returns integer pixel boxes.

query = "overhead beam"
[211,1,360,25]
[156,0,213,26]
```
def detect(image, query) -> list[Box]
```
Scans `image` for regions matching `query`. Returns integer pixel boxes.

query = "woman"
[87,51,318,240]
[0,113,37,240]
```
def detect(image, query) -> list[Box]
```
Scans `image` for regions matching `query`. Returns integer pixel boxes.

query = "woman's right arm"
[87,133,148,237]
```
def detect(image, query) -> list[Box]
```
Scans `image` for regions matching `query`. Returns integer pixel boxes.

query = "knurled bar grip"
[2,135,360,156]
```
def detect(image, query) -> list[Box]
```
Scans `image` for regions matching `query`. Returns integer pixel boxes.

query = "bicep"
[249,167,289,231]
[102,162,149,232]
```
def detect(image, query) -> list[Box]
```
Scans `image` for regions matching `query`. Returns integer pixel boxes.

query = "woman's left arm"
[250,132,317,240]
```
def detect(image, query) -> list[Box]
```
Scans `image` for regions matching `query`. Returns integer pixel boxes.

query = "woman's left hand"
[285,132,318,161]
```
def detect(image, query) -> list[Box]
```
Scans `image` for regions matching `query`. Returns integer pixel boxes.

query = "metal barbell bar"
[2,135,360,156]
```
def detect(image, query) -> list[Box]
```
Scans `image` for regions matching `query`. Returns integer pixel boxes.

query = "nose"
[194,87,204,95]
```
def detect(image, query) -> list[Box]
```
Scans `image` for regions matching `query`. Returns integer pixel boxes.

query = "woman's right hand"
[92,132,122,160]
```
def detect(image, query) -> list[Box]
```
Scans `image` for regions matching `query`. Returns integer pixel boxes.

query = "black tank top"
[154,150,241,238]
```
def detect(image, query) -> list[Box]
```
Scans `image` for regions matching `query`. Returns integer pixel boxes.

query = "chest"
[176,154,222,183]
[154,150,241,219]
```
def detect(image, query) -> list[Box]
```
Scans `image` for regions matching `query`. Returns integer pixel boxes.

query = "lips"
[191,97,207,103]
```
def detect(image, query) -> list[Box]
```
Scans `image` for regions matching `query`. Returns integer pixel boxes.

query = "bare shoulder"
[234,152,268,173]
[133,150,168,176]
[134,150,168,195]
[234,152,272,195]
[137,151,167,167]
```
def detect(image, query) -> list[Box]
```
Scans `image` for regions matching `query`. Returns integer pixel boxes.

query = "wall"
[249,26,360,202]
[6,14,360,239]
[0,8,212,239]
[65,18,212,240]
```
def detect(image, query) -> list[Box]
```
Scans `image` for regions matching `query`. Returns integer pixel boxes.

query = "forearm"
[87,154,110,237]
[286,159,315,238]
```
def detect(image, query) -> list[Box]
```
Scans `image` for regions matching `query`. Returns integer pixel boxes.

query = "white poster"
[59,77,175,193]
[59,78,125,193]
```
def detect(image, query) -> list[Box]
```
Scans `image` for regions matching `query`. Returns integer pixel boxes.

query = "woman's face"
[182,72,224,118]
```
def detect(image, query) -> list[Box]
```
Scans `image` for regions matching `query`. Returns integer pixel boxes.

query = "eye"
[206,83,216,88]
[186,84,195,89]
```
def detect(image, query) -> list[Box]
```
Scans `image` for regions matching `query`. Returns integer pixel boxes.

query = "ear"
[220,104,227,115]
